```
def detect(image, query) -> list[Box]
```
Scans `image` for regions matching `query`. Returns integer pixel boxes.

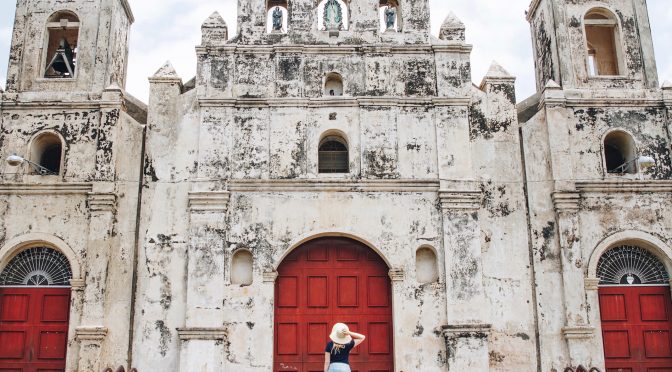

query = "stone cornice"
[565,97,665,108]
[196,44,470,56]
[87,193,117,213]
[198,97,470,108]
[562,326,595,340]
[177,327,227,341]
[438,190,481,211]
[188,191,231,212]
[576,180,672,193]
[552,191,581,213]
[75,326,108,341]
[0,183,93,195]
[442,324,492,337]
[226,179,439,193]
[0,100,122,110]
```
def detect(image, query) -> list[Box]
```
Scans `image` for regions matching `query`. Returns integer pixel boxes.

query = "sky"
[0,0,670,102]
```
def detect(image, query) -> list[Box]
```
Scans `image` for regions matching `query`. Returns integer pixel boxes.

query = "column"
[553,192,602,369]
[77,190,116,370]
[439,190,491,371]
[179,191,229,372]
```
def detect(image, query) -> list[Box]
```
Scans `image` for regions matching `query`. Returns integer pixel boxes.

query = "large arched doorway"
[0,247,72,371]
[274,237,394,372]
[597,245,672,371]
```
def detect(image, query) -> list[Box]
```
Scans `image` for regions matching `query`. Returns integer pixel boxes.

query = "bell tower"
[527,0,658,91]
[4,0,134,94]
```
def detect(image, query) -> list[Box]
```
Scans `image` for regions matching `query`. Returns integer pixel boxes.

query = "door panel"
[274,238,394,372]
[0,288,70,372]
[601,286,672,372]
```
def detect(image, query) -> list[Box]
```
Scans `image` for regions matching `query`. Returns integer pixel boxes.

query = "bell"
[46,38,75,77]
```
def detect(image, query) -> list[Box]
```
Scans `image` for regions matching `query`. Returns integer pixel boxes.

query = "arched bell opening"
[44,10,80,78]
[584,8,623,77]
[273,237,394,371]
[0,246,73,371]
[596,244,672,371]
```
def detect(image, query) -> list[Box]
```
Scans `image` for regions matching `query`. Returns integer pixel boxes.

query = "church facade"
[0,0,671,371]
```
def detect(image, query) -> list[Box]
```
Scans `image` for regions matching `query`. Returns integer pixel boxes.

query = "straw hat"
[329,323,352,344]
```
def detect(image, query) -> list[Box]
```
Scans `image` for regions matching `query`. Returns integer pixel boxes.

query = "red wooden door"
[0,287,71,372]
[600,286,672,372]
[274,237,394,372]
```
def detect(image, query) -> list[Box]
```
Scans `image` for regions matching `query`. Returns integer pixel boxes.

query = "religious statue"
[323,0,343,31]
[272,7,283,32]
[384,7,396,31]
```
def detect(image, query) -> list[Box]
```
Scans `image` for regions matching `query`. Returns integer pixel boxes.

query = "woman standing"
[324,323,366,372]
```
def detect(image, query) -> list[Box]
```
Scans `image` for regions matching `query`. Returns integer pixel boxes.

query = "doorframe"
[0,233,84,372]
[271,232,401,371]
[584,230,672,370]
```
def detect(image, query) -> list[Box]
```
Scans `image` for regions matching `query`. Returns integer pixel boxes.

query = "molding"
[177,327,227,341]
[576,180,672,193]
[552,191,581,213]
[263,271,279,283]
[0,100,122,110]
[69,278,86,291]
[119,0,135,24]
[227,179,439,193]
[197,44,466,56]
[527,0,541,21]
[565,97,665,108]
[388,268,405,282]
[198,97,470,109]
[584,278,600,291]
[0,183,92,195]
[562,326,595,340]
[438,190,481,211]
[87,193,117,213]
[188,191,231,212]
[442,324,492,337]
[75,326,108,341]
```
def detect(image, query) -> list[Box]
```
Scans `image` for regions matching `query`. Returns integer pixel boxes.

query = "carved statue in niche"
[272,7,283,32]
[323,0,343,31]
[384,6,396,31]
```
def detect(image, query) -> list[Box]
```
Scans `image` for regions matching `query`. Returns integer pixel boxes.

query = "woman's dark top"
[325,340,356,364]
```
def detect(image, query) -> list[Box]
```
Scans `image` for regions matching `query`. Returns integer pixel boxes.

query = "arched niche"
[603,130,637,174]
[415,246,439,284]
[29,131,65,175]
[231,249,254,286]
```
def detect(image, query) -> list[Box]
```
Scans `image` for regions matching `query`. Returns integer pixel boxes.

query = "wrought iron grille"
[0,247,72,287]
[597,245,669,285]
[319,140,349,173]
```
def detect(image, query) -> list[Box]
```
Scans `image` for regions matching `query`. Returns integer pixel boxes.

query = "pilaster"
[179,190,230,372]
[439,189,491,371]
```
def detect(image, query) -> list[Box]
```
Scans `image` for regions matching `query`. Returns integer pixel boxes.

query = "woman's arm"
[347,331,366,347]
[324,352,330,372]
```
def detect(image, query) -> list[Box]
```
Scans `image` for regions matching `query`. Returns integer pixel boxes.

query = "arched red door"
[598,245,672,372]
[274,237,394,372]
[0,247,72,372]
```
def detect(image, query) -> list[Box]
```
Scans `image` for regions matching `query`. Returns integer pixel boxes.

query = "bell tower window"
[267,0,288,34]
[604,130,637,174]
[30,132,64,175]
[584,8,622,77]
[44,11,80,78]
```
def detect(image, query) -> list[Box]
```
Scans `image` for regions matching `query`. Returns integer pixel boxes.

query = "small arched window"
[324,72,343,96]
[45,11,80,78]
[584,8,621,76]
[604,131,636,174]
[379,0,400,32]
[317,0,349,31]
[231,250,254,286]
[415,247,439,284]
[267,0,288,34]
[319,135,349,174]
[30,132,64,175]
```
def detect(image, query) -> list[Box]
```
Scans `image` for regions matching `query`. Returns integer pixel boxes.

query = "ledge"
[188,191,231,212]
[562,326,595,340]
[442,324,492,337]
[198,97,470,108]
[177,327,227,341]
[438,190,481,211]
[75,326,108,341]
[228,179,439,193]
[0,183,93,195]
[576,180,672,193]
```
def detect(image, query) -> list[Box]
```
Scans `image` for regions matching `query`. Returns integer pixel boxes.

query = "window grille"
[319,139,349,173]
[0,247,72,287]
[597,245,669,285]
